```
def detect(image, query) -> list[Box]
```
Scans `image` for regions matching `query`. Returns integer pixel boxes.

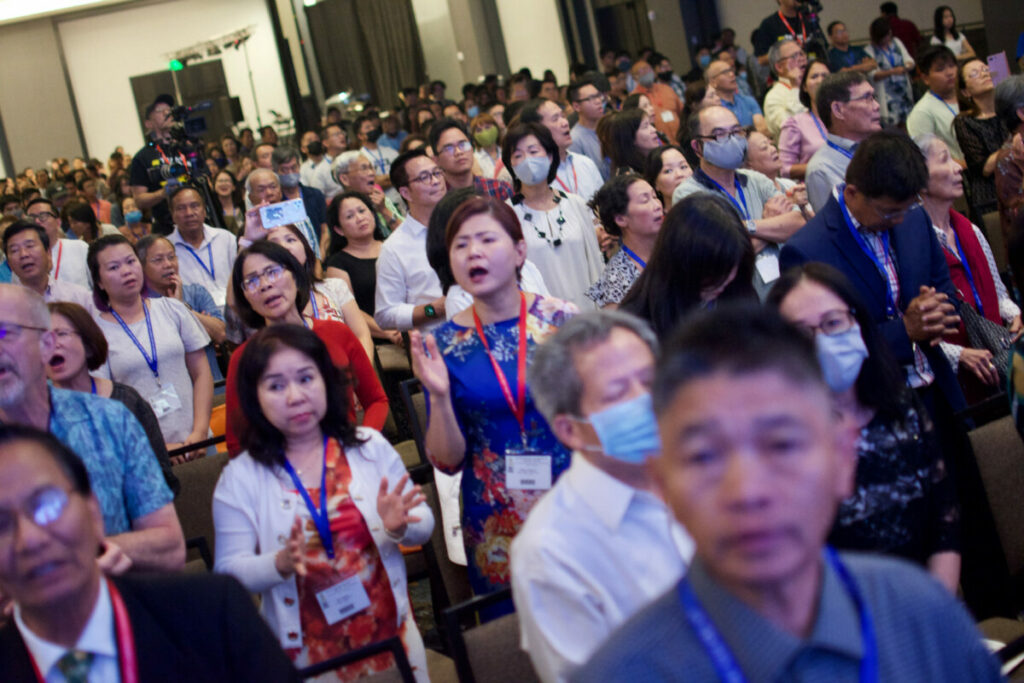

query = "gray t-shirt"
[95,297,210,444]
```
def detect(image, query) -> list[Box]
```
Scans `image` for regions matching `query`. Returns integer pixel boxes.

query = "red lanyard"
[778,10,807,45]
[53,242,63,280]
[154,143,187,169]
[472,292,528,435]
[28,579,139,683]
[555,156,578,194]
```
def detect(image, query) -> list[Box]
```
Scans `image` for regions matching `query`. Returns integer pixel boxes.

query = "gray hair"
[0,283,50,328]
[529,310,659,423]
[244,168,280,196]
[995,75,1024,133]
[768,37,796,77]
[271,146,300,170]
[134,234,173,264]
[912,132,945,158]
[331,151,363,185]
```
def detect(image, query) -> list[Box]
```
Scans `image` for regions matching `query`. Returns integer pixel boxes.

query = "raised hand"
[243,202,269,243]
[376,473,425,538]
[409,331,450,397]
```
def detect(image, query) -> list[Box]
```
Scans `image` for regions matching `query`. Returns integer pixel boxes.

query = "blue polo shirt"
[828,45,870,73]
[719,93,763,128]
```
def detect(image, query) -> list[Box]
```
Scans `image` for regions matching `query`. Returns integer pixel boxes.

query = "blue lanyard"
[879,46,898,68]
[810,113,828,142]
[182,242,215,280]
[281,436,335,559]
[838,189,898,317]
[951,229,985,315]
[705,174,751,221]
[679,547,878,683]
[310,291,320,320]
[620,244,646,268]
[826,139,854,159]
[929,91,957,117]
[110,302,160,380]
[90,377,97,395]
[367,148,387,174]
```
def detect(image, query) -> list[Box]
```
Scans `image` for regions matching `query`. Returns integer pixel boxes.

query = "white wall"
[411,0,466,94]
[57,0,291,158]
[496,0,569,82]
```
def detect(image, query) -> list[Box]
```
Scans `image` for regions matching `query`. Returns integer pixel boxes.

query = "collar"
[825,133,857,150]
[400,213,427,237]
[169,224,214,248]
[564,452,648,532]
[686,556,863,680]
[14,578,116,677]
[694,167,748,191]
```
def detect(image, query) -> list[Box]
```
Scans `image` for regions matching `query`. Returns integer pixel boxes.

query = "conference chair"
[442,588,539,683]
[298,636,415,682]
[172,450,229,572]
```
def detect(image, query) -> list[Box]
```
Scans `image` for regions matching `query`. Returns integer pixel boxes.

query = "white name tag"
[148,383,183,418]
[755,252,781,283]
[316,575,371,625]
[660,110,675,123]
[506,454,552,490]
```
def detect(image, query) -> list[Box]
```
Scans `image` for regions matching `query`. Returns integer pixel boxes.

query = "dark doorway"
[130,60,240,142]
[591,0,653,58]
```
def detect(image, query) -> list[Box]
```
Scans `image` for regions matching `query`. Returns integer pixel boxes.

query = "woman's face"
[961,60,994,98]
[337,198,376,241]
[241,252,298,323]
[448,213,525,298]
[67,219,92,241]
[214,172,235,197]
[638,95,654,119]
[96,243,144,301]
[634,118,661,153]
[618,180,664,238]
[655,149,693,200]
[804,62,830,99]
[257,346,328,442]
[46,313,88,384]
[510,134,551,168]
[924,140,964,200]
[142,238,178,290]
[745,132,782,178]
[267,227,308,267]
[701,86,721,108]
[122,197,138,215]
[222,138,238,157]
[778,277,860,344]
[942,8,954,29]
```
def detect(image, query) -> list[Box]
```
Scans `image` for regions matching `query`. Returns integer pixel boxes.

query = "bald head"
[705,60,738,94]
[247,168,282,206]
[0,284,50,328]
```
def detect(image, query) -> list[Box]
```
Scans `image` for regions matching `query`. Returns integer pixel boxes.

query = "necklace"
[521,193,566,248]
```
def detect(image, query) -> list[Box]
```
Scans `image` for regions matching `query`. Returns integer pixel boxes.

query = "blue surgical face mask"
[699,54,712,69]
[513,156,551,186]
[466,105,480,118]
[701,134,747,170]
[582,393,662,464]
[815,324,868,393]
[125,209,143,224]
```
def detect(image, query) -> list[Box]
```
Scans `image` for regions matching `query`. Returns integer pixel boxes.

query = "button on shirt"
[14,580,118,683]
[511,454,694,683]
[374,214,443,331]
[806,133,857,212]
[167,224,238,307]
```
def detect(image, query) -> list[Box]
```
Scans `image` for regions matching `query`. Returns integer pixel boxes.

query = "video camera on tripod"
[795,0,829,61]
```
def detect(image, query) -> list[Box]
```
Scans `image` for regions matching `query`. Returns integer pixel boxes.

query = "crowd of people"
[0,1,1022,680]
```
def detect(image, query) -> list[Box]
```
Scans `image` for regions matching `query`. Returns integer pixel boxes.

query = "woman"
[931,5,976,62]
[916,134,1022,400]
[744,130,814,219]
[222,134,253,183]
[225,241,388,456]
[266,223,374,362]
[954,59,1006,223]
[46,302,181,487]
[645,145,692,212]
[620,193,755,339]
[586,174,663,308]
[410,197,575,597]
[399,134,428,154]
[622,93,656,128]
[681,80,721,123]
[778,59,831,180]
[324,191,402,346]
[63,201,117,243]
[213,169,244,234]
[769,262,961,592]
[601,109,661,175]
[118,196,151,244]
[108,170,132,227]
[214,325,432,680]
[864,17,915,129]
[88,234,213,454]
[503,122,603,310]
[470,112,513,184]
[409,105,436,136]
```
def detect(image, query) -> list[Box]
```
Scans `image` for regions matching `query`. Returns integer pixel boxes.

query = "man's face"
[775,41,807,82]
[399,156,445,208]
[0,290,53,407]
[539,100,572,151]
[706,60,738,93]
[277,157,300,177]
[696,107,743,161]
[146,104,173,135]
[924,58,959,97]
[833,82,881,137]
[830,22,850,48]
[261,128,278,145]
[248,171,283,205]
[358,119,378,146]
[171,189,206,232]
[0,439,104,615]
[341,157,376,193]
[5,230,50,286]
[80,180,97,201]
[254,145,275,169]
[381,116,399,134]
[653,369,854,590]
[631,60,654,83]
[539,82,559,101]
[434,127,474,175]
[323,126,347,155]
[845,184,920,232]
[572,84,605,123]
[25,204,60,244]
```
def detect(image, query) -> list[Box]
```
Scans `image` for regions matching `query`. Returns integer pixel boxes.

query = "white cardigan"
[212,428,434,650]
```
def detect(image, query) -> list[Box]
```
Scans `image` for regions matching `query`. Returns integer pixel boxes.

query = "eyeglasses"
[843,90,878,105]
[869,195,921,222]
[698,126,744,143]
[708,67,735,80]
[27,211,57,223]
[0,486,70,541]
[575,92,606,104]
[408,168,446,185]
[439,140,473,156]
[794,309,856,338]
[51,328,82,342]
[776,50,806,65]
[241,264,286,293]
[964,65,990,80]
[0,321,49,342]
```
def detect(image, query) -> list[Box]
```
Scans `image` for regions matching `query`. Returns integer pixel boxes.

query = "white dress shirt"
[373,214,442,331]
[299,157,326,188]
[14,579,120,683]
[312,155,344,201]
[551,153,604,203]
[51,239,90,288]
[510,454,694,683]
[167,224,238,307]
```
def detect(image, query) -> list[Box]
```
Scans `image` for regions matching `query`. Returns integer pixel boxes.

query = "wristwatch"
[424,303,438,319]
[745,219,757,234]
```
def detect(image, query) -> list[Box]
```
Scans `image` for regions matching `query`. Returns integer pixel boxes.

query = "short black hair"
[916,44,957,76]
[880,2,898,16]
[501,122,559,189]
[652,302,824,416]
[352,114,373,137]
[87,234,135,305]
[428,118,471,155]
[567,77,599,103]
[3,220,49,254]
[26,197,56,214]
[816,71,868,129]
[869,17,892,44]
[589,173,644,237]
[845,130,927,201]
[0,424,92,495]
[427,187,479,293]
[167,184,204,210]
[827,20,845,36]
[231,241,311,330]
[389,147,431,190]
[0,194,19,208]
[326,190,384,254]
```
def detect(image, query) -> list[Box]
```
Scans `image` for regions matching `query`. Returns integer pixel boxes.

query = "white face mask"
[513,156,551,186]
[816,324,868,393]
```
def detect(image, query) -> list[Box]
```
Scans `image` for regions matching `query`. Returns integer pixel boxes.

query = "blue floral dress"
[430,295,577,595]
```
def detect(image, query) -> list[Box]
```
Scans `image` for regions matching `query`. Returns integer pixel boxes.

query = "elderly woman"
[331,151,402,238]
[864,16,915,129]
[778,59,831,180]
[744,130,814,219]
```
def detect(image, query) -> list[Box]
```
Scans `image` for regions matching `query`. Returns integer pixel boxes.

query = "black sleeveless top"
[325,249,378,315]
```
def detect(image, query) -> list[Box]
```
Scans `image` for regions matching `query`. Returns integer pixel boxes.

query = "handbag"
[959,298,1013,384]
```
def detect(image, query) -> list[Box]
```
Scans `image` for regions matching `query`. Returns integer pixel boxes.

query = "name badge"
[505,451,552,491]
[660,110,675,123]
[755,251,781,283]
[148,383,182,418]
[316,575,371,625]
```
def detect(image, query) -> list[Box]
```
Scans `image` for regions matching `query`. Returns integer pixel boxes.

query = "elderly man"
[166,186,237,307]
[764,37,809,138]
[512,311,693,683]
[572,304,1002,682]
[354,114,401,206]
[24,198,89,288]
[630,59,683,142]
[272,146,328,256]
[246,168,323,259]
[0,425,300,681]
[2,222,92,310]
[332,151,403,236]
[0,285,184,572]
[706,59,769,136]
[251,143,276,171]
[805,72,882,212]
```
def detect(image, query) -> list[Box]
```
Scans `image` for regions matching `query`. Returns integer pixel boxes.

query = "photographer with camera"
[130,95,188,235]
[754,0,827,67]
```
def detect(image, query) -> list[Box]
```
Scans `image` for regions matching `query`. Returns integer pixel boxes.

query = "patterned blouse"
[585,248,642,307]
[954,114,1006,219]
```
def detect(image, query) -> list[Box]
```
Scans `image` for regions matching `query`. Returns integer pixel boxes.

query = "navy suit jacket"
[780,194,966,412]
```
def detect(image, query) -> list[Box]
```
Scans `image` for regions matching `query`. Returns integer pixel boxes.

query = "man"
[827,21,878,74]
[166,186,237,307]
[130,94,185,235]
[568,78,611,181]
[272,146,329,256]
[246,168,323,259]
[298,130,324,188]
[630,60,683,142]
[429,119,514,201]
[763,37,808,138]
[24,198,89,288]
[379,111,407,151]
[251,142,276,171]
[77,178,111,224]
[1,195,21,220]
[354,114,401,207]
[259,125,278,146]
[571,304,1001,682]
[805,71,882,212]
[675,106,805,299]
[754,0,817,64]
[705,59,769,135]
[0,285,185,571]
[311,123,347,201]
[522,100,604,201]
[0,425,300,681]
[375,148,446,331]
[2,222,92,310]
[907,45,965,164]
[332,151,403,236]
[513,311,694,682]
[652,52,686,101]
[881,1,921,59]
[46,183,73,215]
[443,102,469,124]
